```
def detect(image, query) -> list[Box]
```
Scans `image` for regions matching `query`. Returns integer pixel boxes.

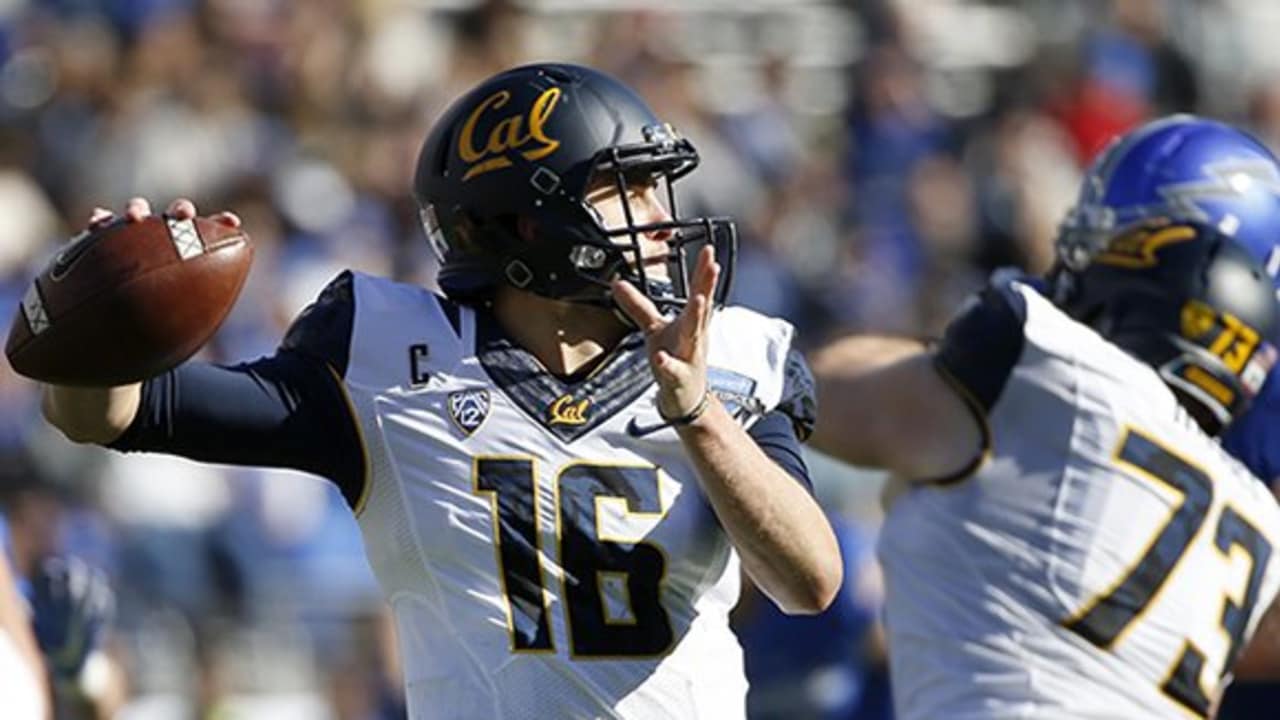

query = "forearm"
[808,335,927,466]
[677,398,841,614]
[809,333,989,481]
[41,383,141,445]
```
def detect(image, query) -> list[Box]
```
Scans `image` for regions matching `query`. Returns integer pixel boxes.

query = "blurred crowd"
[3,0,1280,717]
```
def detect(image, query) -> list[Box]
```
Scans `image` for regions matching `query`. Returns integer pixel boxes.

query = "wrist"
[658,389,712,427]
[655,386,716,425]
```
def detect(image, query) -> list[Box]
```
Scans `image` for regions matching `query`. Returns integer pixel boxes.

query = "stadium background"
[1,0,1278,717]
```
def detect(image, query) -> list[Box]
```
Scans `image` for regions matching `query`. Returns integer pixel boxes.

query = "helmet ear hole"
[505,260,534,288]
[516,217,538,243]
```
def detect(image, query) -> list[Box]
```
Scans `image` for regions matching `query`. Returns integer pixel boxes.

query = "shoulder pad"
[778,348,817,440]
[933,279,1029,412]
[707,305,806,425]
[280,270,356,375]
[343,272,468,388]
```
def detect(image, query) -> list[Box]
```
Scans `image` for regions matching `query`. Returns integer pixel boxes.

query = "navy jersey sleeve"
[740,347,817,492]
[932,281,1028,413]
[108,272,367,507]
[747,410,813,492]
[776,348,818,441]
[279,270,355,373]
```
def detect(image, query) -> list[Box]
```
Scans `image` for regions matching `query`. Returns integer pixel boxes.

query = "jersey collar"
[474,308,654,442]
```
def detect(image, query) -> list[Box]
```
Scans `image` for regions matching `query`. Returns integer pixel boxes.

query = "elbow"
[777,556,844,616]
[41,389,121,446]
[805,561,845,615]
[48,416,116,446]
[776,583,839,617]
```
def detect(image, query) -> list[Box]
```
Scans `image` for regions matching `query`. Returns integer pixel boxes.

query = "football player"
[39,63,841,719]
[809,218,1280,718]
[1045,112,1280,697]
[1050,115,1280,487]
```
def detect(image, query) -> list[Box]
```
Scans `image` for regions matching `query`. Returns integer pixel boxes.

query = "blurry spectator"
[0,550,48,720]
[1054,0,1198,161]
[968,107,1080,277]
[30,555,123,719]
[1109,0,1198,114]
[719,57,805,187]
[843,43,952,329]
[1248,78,1280,156]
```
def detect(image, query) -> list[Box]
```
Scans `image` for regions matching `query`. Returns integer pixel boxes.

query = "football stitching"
[166,217,204,260]
[21,282,50,335]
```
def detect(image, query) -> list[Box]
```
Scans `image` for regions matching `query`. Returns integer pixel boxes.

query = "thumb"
[653,349,693,382]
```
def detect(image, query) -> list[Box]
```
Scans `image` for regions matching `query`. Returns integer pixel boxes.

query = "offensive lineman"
[810,219,1280,719]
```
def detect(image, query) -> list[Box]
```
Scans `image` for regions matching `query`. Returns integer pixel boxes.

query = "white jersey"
[0,629,45,720]
[324,272,804,719]
[880,280,1280,720]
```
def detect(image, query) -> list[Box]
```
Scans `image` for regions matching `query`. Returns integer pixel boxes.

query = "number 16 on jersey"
[473,457,676,658]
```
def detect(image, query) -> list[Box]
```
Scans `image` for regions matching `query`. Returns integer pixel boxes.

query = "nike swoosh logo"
[49,227,105,282]
[625,417,670,438]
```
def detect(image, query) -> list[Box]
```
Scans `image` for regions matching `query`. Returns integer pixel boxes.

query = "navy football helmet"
[1057,115,1280,281]
[1055,219,1280,435]
[413,63,736,312]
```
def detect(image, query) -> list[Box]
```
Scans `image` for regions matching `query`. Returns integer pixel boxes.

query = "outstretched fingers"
[210,210,243,229]
[677,247,719,347]
[87,207,115,229]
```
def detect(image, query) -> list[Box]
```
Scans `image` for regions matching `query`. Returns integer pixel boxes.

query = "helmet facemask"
[459,124,737,315]
[567,131,736,315]
[1057,224,1280,436]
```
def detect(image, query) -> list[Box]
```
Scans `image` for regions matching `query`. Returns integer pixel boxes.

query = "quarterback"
[810,219,1280,719]
[40,63,841,719]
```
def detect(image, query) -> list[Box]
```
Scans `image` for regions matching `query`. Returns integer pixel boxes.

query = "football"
[4,215,253,386]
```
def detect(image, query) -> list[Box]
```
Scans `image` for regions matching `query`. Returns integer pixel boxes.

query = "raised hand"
[611,245,720,423]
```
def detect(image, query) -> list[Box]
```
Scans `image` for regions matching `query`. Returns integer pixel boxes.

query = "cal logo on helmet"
[448,388,492,437]
[457,87,562,181]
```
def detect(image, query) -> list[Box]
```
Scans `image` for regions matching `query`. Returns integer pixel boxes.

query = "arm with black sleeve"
[97,272,366,506]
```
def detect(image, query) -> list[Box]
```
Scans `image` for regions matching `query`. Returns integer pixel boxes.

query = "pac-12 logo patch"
[447,389,491,437]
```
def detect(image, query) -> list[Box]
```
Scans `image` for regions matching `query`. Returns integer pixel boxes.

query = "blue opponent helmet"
[1057,115,1280,280]
[1054,115,1280,476]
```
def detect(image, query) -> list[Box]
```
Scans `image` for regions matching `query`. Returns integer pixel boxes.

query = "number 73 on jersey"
[1063,428,1273,717]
